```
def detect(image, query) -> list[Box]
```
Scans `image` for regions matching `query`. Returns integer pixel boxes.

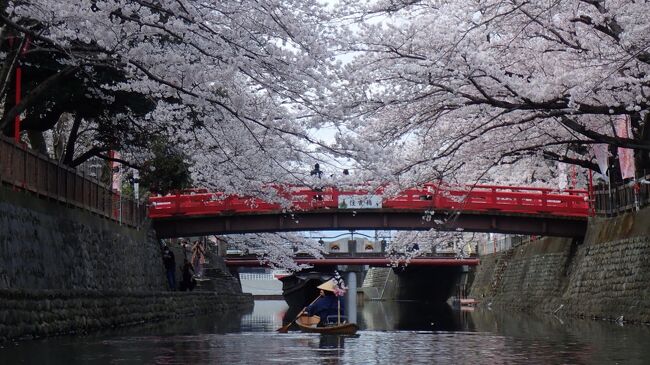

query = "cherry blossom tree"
[332,0,650,186]
[5,1,650,268]
[1,0,345,192]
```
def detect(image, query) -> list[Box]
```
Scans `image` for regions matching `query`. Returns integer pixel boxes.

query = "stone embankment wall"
[362,266,462,302]
[0,290,252,341]
[470,207,650,323]
[0,186,165,291]
[361,267,394,300]
[0,186,252,341]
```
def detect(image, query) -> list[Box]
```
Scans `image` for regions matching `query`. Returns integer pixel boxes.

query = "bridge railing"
[383,184,589,216]
[149,184,591,218]
[0,136,145,227]
[593,177,650,216]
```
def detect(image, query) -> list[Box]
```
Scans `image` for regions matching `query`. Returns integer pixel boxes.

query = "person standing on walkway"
[162,246,176,291]
[180,258,196,291]
[191,240,206,278]
[181,239,191,260]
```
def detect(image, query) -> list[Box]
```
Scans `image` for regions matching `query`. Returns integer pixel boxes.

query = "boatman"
[303,279,345,326]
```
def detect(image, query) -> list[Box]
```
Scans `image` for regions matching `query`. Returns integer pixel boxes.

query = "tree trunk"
[53,112,72,162]
[0,66,77,131]
[608,144,623,184]
[635,113,650,178]
[62,114,82,166]
[27,130,47,154]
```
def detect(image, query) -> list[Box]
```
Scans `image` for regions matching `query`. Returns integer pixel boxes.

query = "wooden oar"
[277,295,321,333]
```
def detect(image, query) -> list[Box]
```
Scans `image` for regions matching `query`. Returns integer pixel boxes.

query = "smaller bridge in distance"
[149,183,591,238]
[225,252,480,268]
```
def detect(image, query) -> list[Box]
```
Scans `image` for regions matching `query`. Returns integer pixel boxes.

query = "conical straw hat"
[317,279,336,292]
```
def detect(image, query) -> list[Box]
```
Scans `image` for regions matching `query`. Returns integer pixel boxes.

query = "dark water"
[2,300,650,364]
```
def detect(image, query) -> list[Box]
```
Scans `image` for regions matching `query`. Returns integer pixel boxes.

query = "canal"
[2,300,649,364]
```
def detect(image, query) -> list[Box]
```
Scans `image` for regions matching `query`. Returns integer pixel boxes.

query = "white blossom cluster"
[385,229,476,264]
[5,0,347,192]
[224,232,325,271]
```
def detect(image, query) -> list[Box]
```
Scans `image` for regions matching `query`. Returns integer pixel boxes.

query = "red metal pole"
[12,36,30,144]
[14,66,22,143]
[588,169,594,216]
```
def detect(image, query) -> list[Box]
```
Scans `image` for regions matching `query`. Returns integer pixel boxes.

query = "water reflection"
[318,334,348,349]
[282,300,464,332]
[2,300,650,364]
[470,309,650,365]
[241,300,286,332]
[359,301,462,331]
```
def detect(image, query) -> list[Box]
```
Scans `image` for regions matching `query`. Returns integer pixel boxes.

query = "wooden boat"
[296,316,359,335]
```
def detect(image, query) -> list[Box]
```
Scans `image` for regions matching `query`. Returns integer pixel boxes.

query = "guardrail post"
[490,187,496,206]
[22,142,27,188]
[175,192,181,215]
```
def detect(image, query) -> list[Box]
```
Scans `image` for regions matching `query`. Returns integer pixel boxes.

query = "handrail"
[0,136,145,227]
[592,176,650,216]
[149,183,591,218]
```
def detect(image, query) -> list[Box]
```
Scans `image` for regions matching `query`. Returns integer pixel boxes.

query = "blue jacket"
[306,295,344,322]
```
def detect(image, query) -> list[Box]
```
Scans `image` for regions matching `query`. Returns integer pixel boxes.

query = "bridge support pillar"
[345,271,357,324]
[218,240,227,257]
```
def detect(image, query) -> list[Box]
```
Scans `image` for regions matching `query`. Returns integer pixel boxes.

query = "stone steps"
[490,249,515,294]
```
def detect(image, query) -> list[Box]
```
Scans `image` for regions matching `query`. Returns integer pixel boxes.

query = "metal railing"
[239,273,276,281]
[478,235,536,255]
[0,136,145,227]
[593,176,650,216]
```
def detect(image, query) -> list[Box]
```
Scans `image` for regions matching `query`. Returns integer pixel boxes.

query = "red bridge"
[149,183,591,238]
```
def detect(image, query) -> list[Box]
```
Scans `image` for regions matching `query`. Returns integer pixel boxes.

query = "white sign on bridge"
[338,195,382,209]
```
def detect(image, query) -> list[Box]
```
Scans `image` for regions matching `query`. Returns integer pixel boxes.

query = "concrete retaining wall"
[470,207,650,323]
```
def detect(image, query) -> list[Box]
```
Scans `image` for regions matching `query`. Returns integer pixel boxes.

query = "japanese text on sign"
[338,195,382,209]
